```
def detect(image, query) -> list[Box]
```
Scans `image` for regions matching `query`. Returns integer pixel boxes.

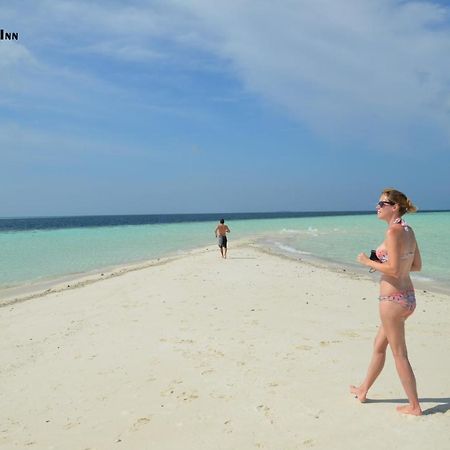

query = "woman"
[351,188,423,416]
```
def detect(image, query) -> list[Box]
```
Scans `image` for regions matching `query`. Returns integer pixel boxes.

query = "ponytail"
[405,198,417,213]
[382,188,418,215]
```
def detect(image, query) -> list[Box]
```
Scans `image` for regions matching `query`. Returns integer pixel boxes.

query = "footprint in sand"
[176,391,199,402]
[256,404,275,424]
[206,347,225,358]
[209,391,233,401]
[161,380,199,402]
[223,419,233,434]
[176,339,195,345]
[282,352,296,360]
[319,340,342,346]
[161,380,184,396]
[309,409,324,419]
[121,303,140,309]
[340,330,360,338]
[63,418,81,429]
[296,345,313,351]
[130,417,152,432]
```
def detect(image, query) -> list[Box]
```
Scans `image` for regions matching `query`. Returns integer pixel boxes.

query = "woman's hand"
[357,252,370,266]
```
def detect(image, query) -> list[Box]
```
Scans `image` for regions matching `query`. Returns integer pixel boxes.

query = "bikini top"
[375,218,414,263]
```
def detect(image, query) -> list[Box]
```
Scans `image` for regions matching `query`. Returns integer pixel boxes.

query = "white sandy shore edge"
[1,243,449,450]
[0,241,232,307]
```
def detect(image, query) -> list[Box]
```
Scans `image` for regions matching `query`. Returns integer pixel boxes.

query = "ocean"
[0,211,449,295]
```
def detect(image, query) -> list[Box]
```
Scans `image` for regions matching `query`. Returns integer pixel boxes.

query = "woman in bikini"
[351,188,423,416]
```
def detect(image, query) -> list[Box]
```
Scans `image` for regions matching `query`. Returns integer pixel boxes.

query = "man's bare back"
[215,219,230,258]
[215,223,230,236]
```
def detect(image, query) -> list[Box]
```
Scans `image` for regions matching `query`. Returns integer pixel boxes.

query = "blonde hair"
[382,188,417,215]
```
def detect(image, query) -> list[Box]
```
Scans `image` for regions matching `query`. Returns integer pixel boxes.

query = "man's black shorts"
[218,235,227,248]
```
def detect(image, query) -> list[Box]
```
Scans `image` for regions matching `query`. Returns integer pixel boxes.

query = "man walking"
[214,218,230,258]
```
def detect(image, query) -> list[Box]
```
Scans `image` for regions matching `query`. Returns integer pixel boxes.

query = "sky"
[1,0,449,216]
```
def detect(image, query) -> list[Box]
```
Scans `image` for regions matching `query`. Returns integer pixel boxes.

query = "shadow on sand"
[227,257,257,260]
[364,397,450,415]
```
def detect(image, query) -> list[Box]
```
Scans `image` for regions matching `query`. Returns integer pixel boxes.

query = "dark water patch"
[0,211,380,232]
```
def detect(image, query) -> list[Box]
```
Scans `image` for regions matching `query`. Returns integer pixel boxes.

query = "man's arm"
[226,225,230,233]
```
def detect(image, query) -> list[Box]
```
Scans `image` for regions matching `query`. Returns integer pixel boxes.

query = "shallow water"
[0,211,448,292]
[254,212,449,282]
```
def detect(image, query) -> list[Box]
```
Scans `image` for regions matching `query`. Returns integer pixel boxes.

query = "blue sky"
[1,0,449,216]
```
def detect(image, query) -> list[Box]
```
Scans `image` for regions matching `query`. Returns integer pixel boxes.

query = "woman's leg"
[350,324,388,402]
[379,302,422,415]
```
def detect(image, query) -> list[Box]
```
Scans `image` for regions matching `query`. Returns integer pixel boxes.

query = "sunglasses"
[377,200,395,208]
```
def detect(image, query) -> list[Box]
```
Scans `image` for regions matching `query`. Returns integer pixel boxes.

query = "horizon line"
[1,209,449,220]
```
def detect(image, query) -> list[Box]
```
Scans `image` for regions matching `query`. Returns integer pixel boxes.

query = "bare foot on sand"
[396,404,422,416]
[349,385,367,403]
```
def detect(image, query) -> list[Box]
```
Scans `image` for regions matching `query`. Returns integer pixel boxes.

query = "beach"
[1,242,449,450]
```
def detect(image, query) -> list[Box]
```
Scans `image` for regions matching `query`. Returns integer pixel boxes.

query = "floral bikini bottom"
[379,290,416,313]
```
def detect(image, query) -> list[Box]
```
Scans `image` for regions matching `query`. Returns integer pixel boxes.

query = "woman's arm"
[357,227,402,277]
[411,244,422,272]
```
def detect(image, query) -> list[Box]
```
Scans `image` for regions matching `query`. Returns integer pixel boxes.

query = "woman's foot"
[349,385,367,403]
[396,404,422,416]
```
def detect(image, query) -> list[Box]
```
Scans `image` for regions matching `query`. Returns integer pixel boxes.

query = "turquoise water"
[0,212,448,291]
[254,212,449,286]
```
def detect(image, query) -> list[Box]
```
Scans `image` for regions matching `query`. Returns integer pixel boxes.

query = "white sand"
[1,243,449,450]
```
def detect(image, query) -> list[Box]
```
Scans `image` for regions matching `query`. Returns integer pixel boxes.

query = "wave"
[269,241,312,255]
[279,227,343,236]
[411,275,434,283]
[279,227,319,236]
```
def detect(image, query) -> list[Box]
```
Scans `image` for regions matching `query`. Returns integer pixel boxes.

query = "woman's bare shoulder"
[386,225,403,238]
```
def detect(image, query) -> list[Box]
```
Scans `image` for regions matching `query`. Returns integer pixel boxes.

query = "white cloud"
[0,122,167,164]
[173,0,450,151]
[0,1,204,112]
[13,0,196,61]
[0,122,118,161]
[84,40,164,62]
[0,43,36,68]
[2,0,450,152]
